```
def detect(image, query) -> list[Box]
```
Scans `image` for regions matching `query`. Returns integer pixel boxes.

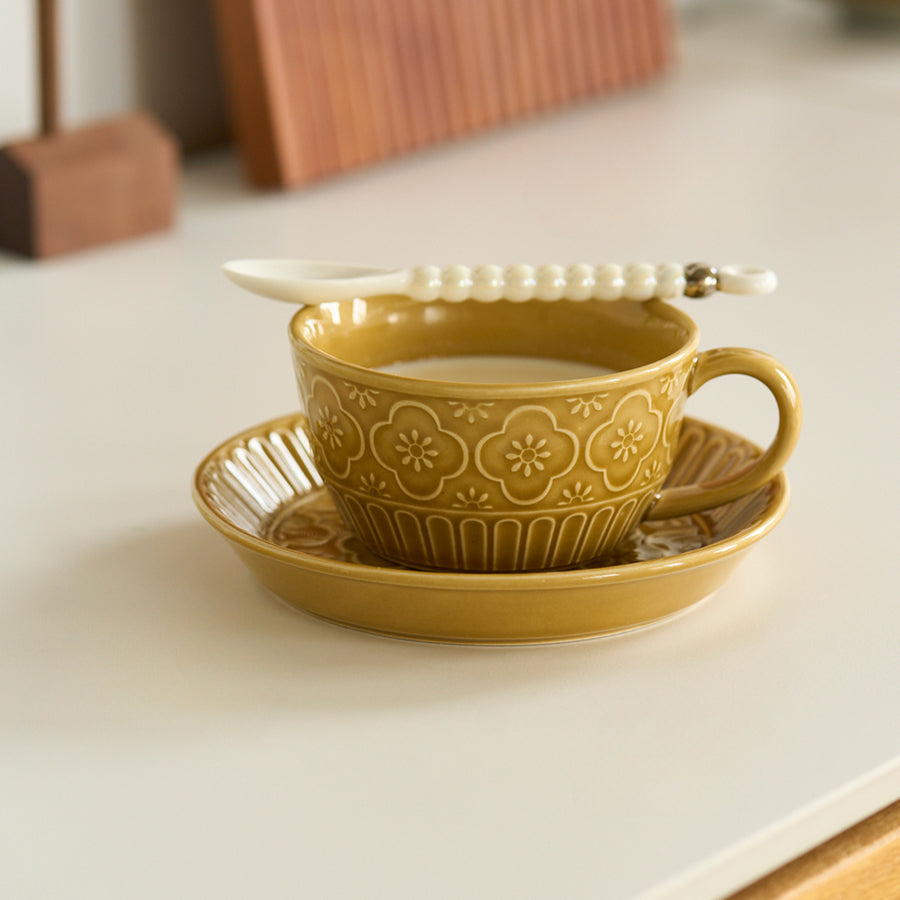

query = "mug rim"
[289,296,700,399]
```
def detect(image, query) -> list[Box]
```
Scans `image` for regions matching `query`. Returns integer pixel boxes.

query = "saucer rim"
[192,413,790,591]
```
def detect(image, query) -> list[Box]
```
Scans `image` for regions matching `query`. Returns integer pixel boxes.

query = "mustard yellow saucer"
[192,415,789,644]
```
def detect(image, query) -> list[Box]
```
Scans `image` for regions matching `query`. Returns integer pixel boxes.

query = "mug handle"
[646,348,802,520]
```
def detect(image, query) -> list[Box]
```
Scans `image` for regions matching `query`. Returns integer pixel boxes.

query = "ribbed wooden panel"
[211,0,674,188]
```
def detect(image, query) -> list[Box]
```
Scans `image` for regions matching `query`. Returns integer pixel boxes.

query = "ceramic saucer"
[192,414,789,644]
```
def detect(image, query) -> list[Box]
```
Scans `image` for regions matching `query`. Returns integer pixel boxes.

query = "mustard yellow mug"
[288,294,801,572]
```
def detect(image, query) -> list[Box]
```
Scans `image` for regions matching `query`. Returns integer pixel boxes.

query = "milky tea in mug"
[289,296,801,572]
[380,355,617,382]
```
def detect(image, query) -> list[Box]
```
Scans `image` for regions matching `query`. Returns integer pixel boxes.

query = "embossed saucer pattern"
[192,414,789,644]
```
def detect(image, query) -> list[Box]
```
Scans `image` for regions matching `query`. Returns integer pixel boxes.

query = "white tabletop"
[2,3,899,898]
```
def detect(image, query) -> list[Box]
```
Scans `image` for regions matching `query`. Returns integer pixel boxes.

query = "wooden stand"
[210,0,674,189]
[0,0,178,258]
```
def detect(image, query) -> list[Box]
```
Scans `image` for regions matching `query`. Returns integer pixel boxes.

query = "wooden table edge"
[726,798,900,899]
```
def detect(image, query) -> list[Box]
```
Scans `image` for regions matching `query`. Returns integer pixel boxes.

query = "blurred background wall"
[1,0,895,162]
[0,0,229,152]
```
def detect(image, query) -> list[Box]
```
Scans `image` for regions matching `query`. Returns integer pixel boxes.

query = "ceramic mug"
[289,297,801,572]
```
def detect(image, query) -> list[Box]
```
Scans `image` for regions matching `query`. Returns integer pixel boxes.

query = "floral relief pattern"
[476,406,578,505]
[270,507,338,550]
[395,430,439,471]
[358,473,389,497]
[660,362,693,458]
[659,372,681,397]
[345,383,379,409]
[449,400,493,424]
[586,390,662,492]
[371,401,468,499]
[611,418,646,462]
[305,377,365,478]
[286,337,748,571]
[505,434,551,476]
[453,487,492,509]
[317,407,344,449]
[567,394,607,418]
[558,482,593,505]
[641,459,665,485]
[267,496,388,565]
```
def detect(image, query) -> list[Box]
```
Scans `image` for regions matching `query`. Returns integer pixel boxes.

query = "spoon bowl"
[222,259,409,304]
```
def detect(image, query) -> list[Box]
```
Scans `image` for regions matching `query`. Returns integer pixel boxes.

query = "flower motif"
[642,459,664,485]
[559,482,593,505]
[567,394,607,418]
[586,390,662,492]
[449,400,493,424]
[345,383,379,409]
[371,402,468,499]
[659,373,680,397]
[453,487,492,509]
[611,419,644,462]
[271,510,337,550]
[316,405,344,449]
[359,473,389,497]
[476,406,578,505]
[395,429,439,472]
[305,377,365,478]
[505,434,551,476]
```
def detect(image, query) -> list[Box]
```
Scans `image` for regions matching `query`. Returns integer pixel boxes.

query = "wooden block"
[210,0,674,189]
[0,112,179,259]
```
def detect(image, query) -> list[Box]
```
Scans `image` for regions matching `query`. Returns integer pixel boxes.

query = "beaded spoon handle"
[222,259,777,305]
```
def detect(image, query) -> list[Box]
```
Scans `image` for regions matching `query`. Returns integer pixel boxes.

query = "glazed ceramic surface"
[288,297,801,572]
[192,414,790,644]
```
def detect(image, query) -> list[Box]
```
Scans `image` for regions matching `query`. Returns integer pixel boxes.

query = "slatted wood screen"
[211,0,674,188]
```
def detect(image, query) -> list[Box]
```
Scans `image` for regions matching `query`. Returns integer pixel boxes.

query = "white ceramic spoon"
[222,259,777,305]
